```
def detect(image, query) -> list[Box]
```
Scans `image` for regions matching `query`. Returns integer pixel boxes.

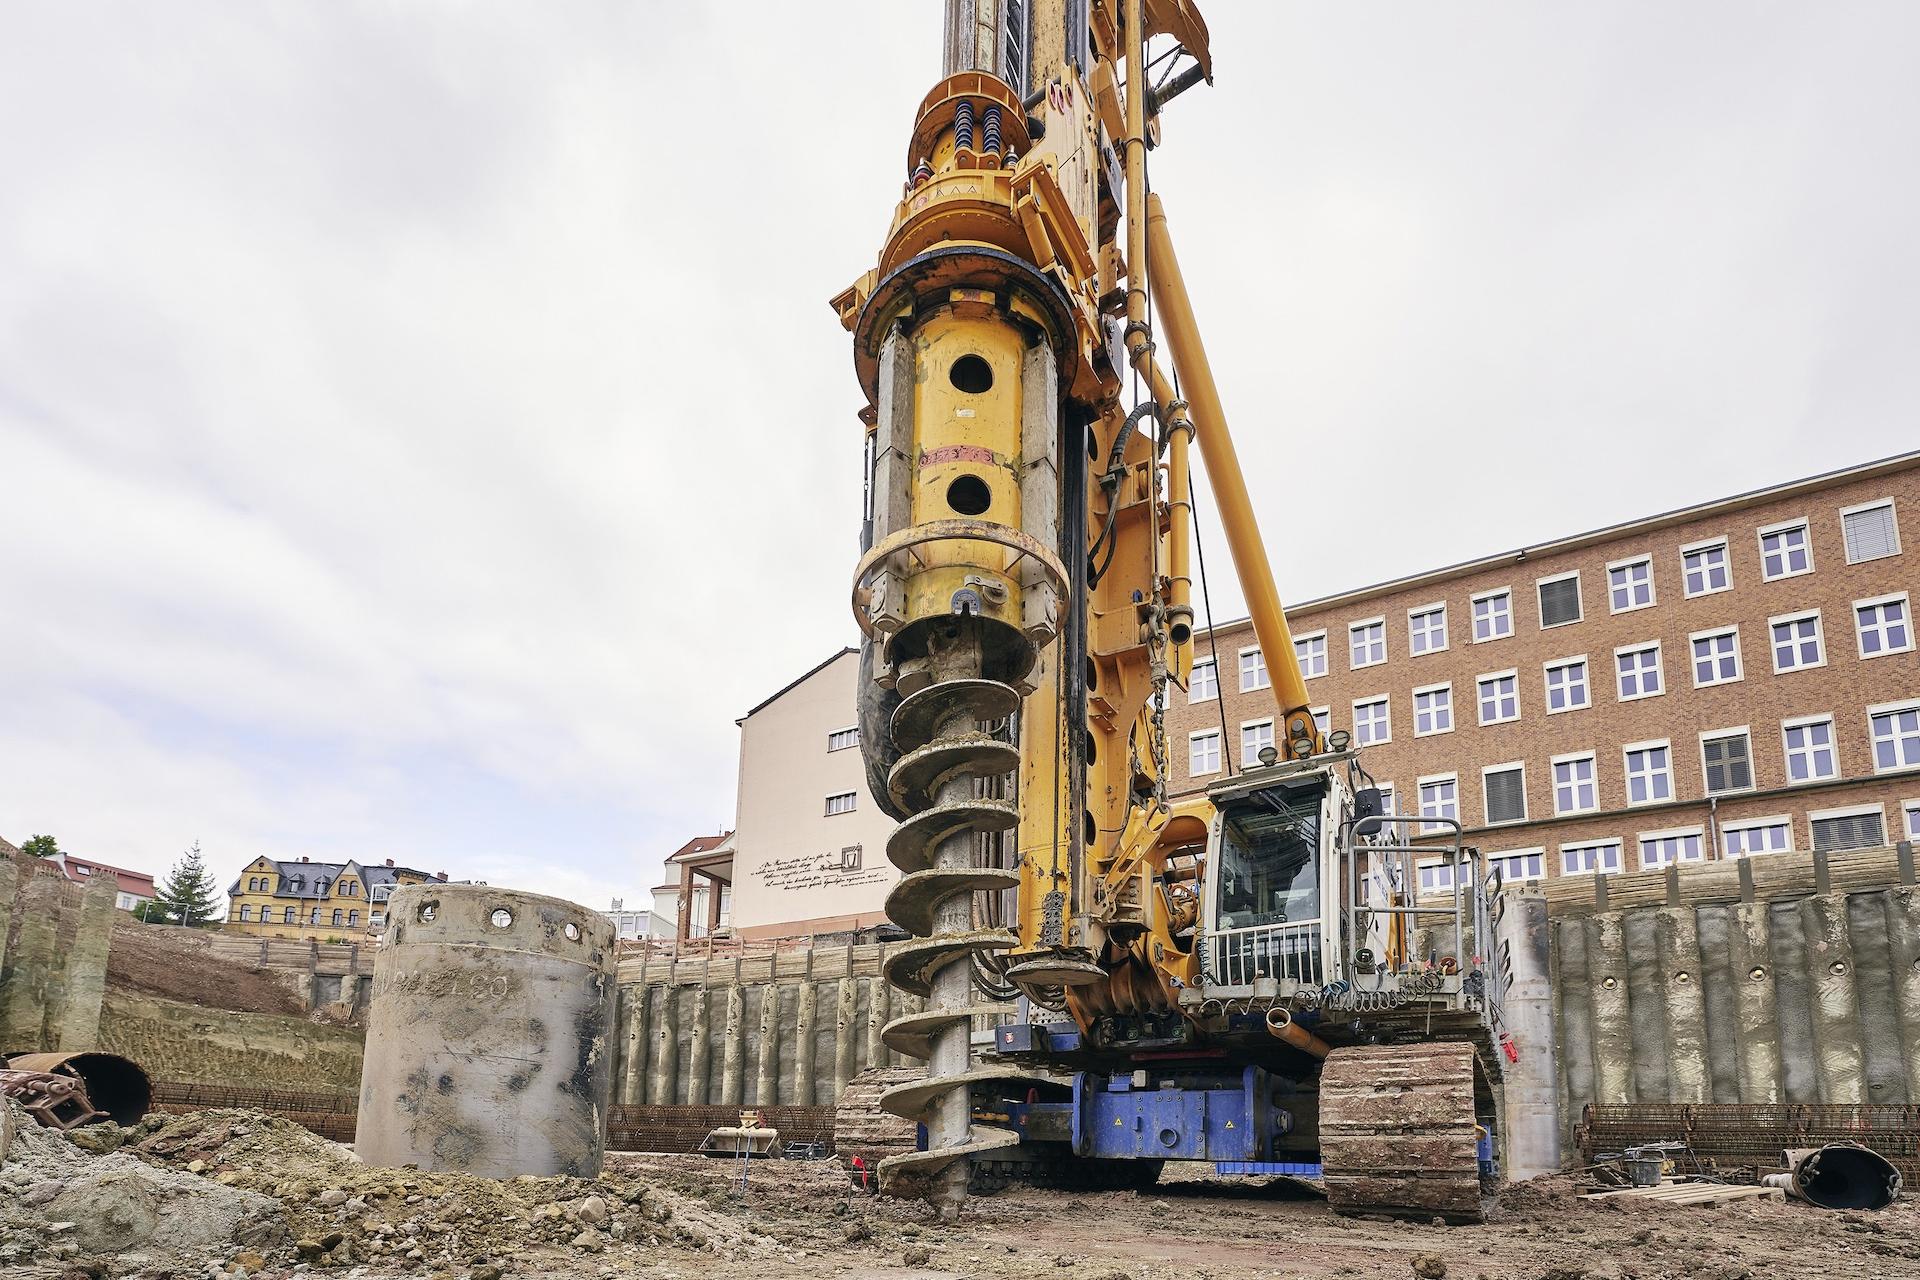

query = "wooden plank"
[1584,1180,1784,1205]
[1546,845,1907,919]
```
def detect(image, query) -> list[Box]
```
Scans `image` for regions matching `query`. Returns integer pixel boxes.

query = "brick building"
[1167,451,1919,890]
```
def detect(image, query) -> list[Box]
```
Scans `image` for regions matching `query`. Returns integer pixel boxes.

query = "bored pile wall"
[609,945,919,1106]
[1549,843,1920,1131]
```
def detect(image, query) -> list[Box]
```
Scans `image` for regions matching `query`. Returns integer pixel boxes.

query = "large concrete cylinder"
[356,885,617,1178]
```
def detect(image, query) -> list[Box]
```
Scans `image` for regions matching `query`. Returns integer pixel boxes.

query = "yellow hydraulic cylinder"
[1146,192,1320,748]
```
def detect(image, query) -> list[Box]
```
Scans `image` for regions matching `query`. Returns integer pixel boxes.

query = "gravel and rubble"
[5,1101,1919,1280]
[0,1101,282,1271]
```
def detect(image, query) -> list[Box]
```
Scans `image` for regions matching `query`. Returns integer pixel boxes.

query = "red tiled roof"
[667,831,733,863]
[53,855,158,897]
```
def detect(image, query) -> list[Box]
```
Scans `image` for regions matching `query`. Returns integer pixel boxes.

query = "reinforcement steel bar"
[1580,1102,1920,1185]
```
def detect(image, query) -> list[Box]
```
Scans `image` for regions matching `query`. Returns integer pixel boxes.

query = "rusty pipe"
[4,1052,151,1127]
[1265,1006,1331,1059]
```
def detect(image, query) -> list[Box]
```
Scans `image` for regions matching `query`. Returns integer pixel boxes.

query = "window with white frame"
[1537,572,1583,628]
[1690,626,1742,687]
[1615,642,1663,701]
[1349,618,1386,669]
[1623,741,1673,805]
[1294,631,1327,679]
[239,904,252,922]
[1477,671,1518,725]
[1414,683,1454,736]
[1483,763,1527,825]
[1241,719,1275,767]
[1759,519,1812,580]
[1417,775,1458,831]
[1409,604,1448,655]
[1488,850,1545,883]
[1682,539,1731,596]
[1417,860,1457,896]
[1810,805,1885,853]
[1562,839,1622,876]
[1552,753,1598,814]
[1841,499,1900,564]
[825,791,857,816]
[1190,656,1218,701]
[1769,610,1824,673]
[1375,783,1396,818]
[1353,696,1391,746]
[1310,706,1331,735]
[1545,657,1590,713]
[1190,729,1222,776]
[827,727,859,752]
[1608,557,1654,612]
[1240,647,1269,692]
[1869,701,1920,773]
[1855,593,1913,659]
[1472,589,1513,642]
[1782,716,1838,783]
[1724,818,1791,858]
[1639,829,1705,869]
[1904,800,1920,839]
[1701,729,1754,794]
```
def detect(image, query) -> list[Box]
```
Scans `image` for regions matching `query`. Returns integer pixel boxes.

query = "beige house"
[707,648,897,941]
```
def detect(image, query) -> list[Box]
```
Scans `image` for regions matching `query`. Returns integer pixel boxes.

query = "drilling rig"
[834,1,1509,1221]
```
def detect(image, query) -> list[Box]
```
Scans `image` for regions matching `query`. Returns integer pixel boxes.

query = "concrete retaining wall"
[0,857,118,1051]
[99,989,365,1091]
[1548,843,1920,1134]
[1,852,367,1091]
[609,961,920,1106]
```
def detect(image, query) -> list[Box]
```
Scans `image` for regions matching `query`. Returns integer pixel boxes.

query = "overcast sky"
[4,3,1917,910]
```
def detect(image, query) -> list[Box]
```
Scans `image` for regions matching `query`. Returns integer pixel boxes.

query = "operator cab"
[1198,759,1344,998]
[1193,750,1502,1017]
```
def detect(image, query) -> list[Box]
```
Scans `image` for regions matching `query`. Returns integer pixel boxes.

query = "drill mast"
[837,1,1505,1218]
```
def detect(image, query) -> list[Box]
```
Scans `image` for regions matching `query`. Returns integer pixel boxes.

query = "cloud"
[3,1,1917,906]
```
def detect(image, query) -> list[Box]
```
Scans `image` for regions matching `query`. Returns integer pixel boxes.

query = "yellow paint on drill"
[901,304,1029,634]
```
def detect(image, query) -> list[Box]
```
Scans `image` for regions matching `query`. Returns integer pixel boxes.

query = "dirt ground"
[105,921,310,1016]
[615,1154,1920,1280]
[7,1104,1917,1280]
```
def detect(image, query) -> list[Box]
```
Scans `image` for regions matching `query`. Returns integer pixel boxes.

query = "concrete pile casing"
[355,885,618,1178]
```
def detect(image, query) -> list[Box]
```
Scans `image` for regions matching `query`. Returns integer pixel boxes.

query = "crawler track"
[1319,1041,1491,1223]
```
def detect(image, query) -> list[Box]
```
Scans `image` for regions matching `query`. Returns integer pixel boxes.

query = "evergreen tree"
[157,840,220,927]
[19,834,60,858]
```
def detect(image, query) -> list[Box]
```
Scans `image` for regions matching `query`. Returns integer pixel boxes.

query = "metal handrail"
[1340,813,1467,977]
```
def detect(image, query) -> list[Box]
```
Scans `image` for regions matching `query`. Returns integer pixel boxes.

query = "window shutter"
[1811,812,1884,852]
[1843,504,1898,563]
[1539,577,1582,626]
[1484,768,1526,824]
[1703,734,1752,793]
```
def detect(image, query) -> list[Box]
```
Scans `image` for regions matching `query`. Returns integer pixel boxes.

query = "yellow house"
[224,856,448,940]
